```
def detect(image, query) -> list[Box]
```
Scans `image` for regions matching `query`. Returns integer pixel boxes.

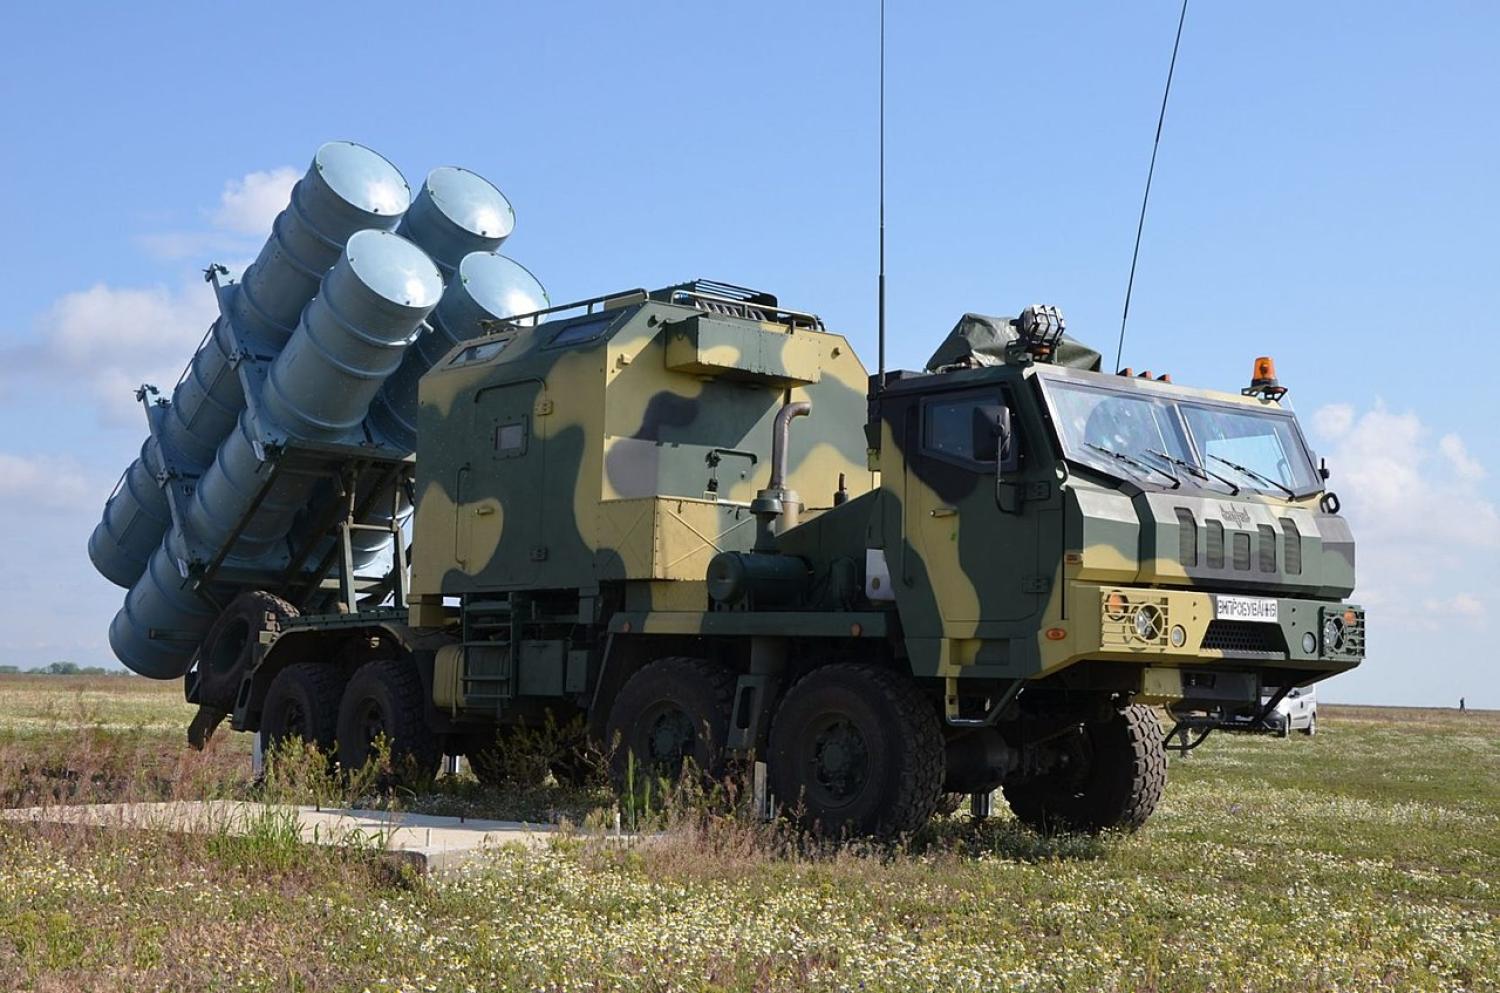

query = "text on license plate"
[1215,595,1279,622]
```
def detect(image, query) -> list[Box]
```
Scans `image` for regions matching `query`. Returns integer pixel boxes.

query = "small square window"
[493,419,528,459]
[547,314,616,348]
[449,338,509,367]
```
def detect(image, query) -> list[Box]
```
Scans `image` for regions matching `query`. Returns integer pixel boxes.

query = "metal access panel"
[663,315,822,386]
[517,639,566,697]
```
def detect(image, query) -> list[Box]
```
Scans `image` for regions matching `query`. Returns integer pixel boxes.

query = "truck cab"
[866,323,1361,712]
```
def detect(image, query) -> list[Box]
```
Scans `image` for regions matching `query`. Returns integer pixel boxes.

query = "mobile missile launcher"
[91,147,1363,837]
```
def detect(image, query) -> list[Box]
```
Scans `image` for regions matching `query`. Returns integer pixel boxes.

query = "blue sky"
[0,1,1495,706]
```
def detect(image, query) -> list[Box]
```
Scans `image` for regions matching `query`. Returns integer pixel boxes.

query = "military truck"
[92,146,1363,837]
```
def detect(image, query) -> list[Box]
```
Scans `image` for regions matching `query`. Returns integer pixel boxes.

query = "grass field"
[0,674,1495,992]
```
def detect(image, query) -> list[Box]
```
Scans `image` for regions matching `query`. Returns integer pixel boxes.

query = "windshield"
[1042,377,1321,497]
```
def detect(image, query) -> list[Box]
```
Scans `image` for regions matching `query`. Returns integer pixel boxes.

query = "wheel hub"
[644,707,697,770]
[809,717,869,803]
[359,701,387,748]
[282,699,308,740]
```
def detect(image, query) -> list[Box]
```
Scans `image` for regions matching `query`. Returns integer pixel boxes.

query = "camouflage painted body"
[860,361,1360,707]
[409,288,871,609]
[356,291,1361,721]
[231,282,1361,832]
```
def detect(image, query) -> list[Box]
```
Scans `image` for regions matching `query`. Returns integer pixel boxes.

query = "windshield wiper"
[1206,454,1295,498]
[1146,449,1240,495]
[1086,443,1180,488]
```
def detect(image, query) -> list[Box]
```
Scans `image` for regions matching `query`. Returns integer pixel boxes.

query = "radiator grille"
[1203,620,1287,658]
[1206,520,1225,569]
[1176,508,1198,567]
[1233,531,1252,571]
[1281,518,1302,575]
[1258,524,1277,573]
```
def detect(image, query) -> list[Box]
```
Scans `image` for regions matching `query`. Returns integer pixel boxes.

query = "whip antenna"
[1115,0,1189,373]
[876,0,887,391]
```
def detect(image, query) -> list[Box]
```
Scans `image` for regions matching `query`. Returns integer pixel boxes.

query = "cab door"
[903,386,1050,629]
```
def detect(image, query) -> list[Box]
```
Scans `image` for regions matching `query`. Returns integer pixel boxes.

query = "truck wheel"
[933,792,966,817]
[1003,704,1166,834]
[604,657,735,788]
[336,659,441,782]
[260,662,343,758]
[767,663,944,838]
[195,591,298,711]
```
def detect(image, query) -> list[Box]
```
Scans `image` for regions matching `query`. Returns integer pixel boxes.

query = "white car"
[1214,685,1318,736]
[1263,686,1317,737]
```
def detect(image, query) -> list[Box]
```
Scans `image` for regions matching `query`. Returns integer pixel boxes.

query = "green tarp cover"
[924,313,1103,373]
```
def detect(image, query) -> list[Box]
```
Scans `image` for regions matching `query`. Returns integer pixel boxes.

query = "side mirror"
[971,404,1012,465]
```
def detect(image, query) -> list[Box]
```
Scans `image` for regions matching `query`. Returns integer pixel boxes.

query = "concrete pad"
[0,800,573,874]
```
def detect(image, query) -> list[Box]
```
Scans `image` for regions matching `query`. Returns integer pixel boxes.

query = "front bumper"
[1045,581,1365,675]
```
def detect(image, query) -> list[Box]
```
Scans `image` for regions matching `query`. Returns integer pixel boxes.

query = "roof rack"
[654,279,824,330]
[482,279,824,336]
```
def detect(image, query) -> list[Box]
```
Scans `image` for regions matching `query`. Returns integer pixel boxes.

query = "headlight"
[1302,631,1318,654]
[1323,616,1345,653]
[1134,604,1164,641]
[1170,624,1187,647]
[1105,592,1129,621]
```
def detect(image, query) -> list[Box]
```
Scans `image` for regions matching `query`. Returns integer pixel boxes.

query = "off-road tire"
[260,662,344,758]
[195,591,298,711]
[336,658,441,782]
[934,792,967,817]
[604,657,736,790]
[767,663,945,838]
[1004,703,1166,834]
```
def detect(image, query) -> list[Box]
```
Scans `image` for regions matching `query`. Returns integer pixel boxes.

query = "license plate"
[1215,595,1279,622]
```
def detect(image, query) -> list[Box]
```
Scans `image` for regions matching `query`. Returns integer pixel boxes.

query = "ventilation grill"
[1343,609,1367,656]
[1280,518,1302,575]
[1202,620,1287,658]
[1258,524,1277,573]
[1233,531,1252,571]
[1207,520,1225,569]
[1176,508,1198,567]
[1325,606,1367,657]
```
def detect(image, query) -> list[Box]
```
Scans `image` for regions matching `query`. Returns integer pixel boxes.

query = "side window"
[921,392,1019,471]
[493,417,528,460]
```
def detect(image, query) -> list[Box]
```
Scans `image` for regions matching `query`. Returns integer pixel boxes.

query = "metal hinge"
[535,398,554,416]
[1022,576,1052,594]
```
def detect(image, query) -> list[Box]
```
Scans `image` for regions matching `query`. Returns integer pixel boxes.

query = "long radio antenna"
[1114,0,1189,374]
[876,0,887,392]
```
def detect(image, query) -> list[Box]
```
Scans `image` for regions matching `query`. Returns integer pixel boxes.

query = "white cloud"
[1313,401,1499,634]
[1312,402,1354,440]
[210,167,299,236]
[1439,434,1485,481]
[6,165,297,423]
[0,452,100,514]
[31,281,218,422]
[1445,593,1484,619]
[133,167,296,262]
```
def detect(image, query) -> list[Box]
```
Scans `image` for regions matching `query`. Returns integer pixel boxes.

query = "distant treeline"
[0,662,130,676]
